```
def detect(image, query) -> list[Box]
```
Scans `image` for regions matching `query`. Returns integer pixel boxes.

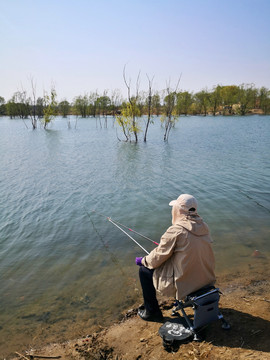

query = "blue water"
[0,115,269,357]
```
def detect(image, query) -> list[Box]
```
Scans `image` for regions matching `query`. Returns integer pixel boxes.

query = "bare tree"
[123,64,141,142]
[144,74,154,142]
[29,76,38,129]
[162,76,181,141]
[110,89,122,119]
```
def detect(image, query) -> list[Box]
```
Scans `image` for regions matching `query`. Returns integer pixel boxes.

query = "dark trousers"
[139,265,160,313]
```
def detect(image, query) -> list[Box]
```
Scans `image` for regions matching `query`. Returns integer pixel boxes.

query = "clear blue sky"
[1,0,270,102]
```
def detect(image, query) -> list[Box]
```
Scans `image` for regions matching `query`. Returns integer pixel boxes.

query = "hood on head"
[169,194,209,236]
[170,194,198,224]
[169,194,198,213]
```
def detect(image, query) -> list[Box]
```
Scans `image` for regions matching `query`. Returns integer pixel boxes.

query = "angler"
[135,194,216,322]
[90,198,229,346]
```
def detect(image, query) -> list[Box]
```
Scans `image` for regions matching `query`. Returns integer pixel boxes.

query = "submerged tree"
[28,77,38,129]
[36,97,44,118]
[43,87,57,129]
[89,91,99,117]
[96,91,111,117]
[143,74,154,142]
[73,95,89,118]
[116,101,141,142]
[116,102,132,141]
[122,65,141,142]
[110,89,122,118]
[162,77,181,141]
[6,91,30,119]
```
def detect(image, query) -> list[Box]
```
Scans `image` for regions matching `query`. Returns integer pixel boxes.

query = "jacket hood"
[178,217,210,236]
[172,204,210,236]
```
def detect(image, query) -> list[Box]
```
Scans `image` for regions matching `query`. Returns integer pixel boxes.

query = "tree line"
[1,81,270,141]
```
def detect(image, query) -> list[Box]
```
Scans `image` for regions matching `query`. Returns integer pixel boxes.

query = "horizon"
[1,0,270,102]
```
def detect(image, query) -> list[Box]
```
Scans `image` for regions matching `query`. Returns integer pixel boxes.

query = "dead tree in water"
[162,76,181,141]
[144,74,154,142]
[29,77,38,129]
[123,65,141,142]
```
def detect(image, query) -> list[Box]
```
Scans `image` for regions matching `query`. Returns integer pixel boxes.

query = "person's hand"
[135,257,143,266]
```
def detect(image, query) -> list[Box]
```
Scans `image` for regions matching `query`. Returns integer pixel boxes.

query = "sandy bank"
[11,260,270,360]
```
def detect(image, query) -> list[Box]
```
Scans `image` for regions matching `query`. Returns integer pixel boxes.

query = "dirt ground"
[12,260,270,360]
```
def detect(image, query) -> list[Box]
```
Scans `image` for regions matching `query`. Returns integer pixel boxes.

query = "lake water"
[0,115,269,357]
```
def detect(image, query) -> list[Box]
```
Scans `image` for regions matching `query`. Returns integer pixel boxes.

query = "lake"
[0,115,269,357]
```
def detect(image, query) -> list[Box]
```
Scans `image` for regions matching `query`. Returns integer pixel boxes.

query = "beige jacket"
[141,212,216,300]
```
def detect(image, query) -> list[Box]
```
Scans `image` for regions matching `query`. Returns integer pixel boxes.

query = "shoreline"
[9,259,270,360]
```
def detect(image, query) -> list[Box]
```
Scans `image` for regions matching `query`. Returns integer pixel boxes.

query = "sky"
[1,0,270,102]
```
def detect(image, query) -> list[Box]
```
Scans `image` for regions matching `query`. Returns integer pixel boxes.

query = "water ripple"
[0,115,269,356]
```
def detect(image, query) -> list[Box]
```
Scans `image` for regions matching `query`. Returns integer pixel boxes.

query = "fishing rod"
[86,209,150,254]
[91,210,159,245]
[108,217,149,254]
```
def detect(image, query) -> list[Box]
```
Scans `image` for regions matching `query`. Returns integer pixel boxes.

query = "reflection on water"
[0,115,269,357]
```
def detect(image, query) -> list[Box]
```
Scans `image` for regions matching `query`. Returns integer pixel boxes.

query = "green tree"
[73,95,89,118]
[43,88,57,129]
[6,100,17,118]
[209,85,222,116]
[88,92,98,117]
[220,85,238,115]
[258,87,270,114]
[116,101,141,141]
[6,91,30,119]
[0,96,6,115]
[176,91,193,116]
[96,94,111,117]
[195,89,210,116]
[58,100,70,118]
[237,84,257,115]
[36,97,44,118]
[152,92,161,116]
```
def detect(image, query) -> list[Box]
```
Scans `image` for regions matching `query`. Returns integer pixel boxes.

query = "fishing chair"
[171,285,230,341]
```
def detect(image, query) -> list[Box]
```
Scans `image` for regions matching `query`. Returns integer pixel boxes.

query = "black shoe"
[138,308,163,322]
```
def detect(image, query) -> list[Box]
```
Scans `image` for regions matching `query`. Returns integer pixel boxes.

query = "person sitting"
[135,194,216,321]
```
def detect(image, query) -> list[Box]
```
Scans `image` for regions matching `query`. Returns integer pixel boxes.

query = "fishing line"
[239,190,270,214]
[84,209,127,277]
[91,210,159,246]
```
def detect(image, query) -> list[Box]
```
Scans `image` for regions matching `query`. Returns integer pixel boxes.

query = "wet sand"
[10,258,270,360]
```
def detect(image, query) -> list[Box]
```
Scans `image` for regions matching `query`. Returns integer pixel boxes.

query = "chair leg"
[193,332,203,342]
[221,318,231,330]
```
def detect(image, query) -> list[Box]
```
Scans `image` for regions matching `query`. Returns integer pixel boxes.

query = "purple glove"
[135,257,143,266]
